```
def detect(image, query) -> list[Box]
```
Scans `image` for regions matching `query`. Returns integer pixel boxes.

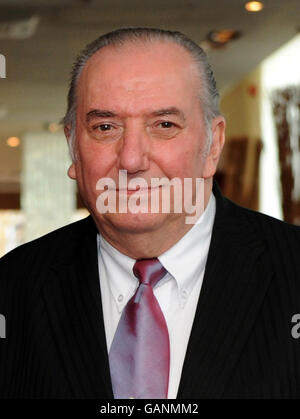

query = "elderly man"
[0,28,300,399]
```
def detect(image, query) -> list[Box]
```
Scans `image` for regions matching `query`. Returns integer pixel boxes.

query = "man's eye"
[150,120,180,140]
[159,122,174,128]
[96,124,113,131]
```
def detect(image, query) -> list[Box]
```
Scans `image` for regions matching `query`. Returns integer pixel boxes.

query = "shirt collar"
[158,192,216,307]
[98,234,137,313]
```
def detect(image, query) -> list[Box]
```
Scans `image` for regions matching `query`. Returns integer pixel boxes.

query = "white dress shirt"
[97,192,216,399]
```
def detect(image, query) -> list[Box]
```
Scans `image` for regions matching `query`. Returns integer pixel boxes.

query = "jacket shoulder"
[239,204,300,239]
[226,200,300,274]
[0,216,96,279]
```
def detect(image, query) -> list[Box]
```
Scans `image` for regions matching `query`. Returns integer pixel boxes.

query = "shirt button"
[118,294,124,303]
[181,289,188,299]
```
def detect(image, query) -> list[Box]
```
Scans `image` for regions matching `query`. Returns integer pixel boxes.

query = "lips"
[116,186,162,195]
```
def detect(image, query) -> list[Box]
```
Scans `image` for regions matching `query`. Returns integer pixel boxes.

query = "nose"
[117,120,150,174]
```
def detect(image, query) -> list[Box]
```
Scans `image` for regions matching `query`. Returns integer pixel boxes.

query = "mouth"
[116,186,162,195]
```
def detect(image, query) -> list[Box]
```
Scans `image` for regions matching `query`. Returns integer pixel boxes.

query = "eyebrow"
[86,109,117,123]
[149,107,186,121]
[86,106,186,123]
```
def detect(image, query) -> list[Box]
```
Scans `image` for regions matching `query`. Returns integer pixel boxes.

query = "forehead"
[77,41,201,112]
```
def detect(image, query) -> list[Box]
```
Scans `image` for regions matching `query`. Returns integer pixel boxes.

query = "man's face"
[67,41,224,234]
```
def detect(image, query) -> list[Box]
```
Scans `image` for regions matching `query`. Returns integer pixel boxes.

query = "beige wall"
[220,66,262,142]
[219,67,262,207]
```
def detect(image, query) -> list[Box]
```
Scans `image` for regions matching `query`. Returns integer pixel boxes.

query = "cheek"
[155,134,203,179]
[77,143,117,185]
[153,145,195,180]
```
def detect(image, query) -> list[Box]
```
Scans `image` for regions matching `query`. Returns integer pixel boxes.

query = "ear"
[64,125,77,180]
[202,116,226,179]
[67,162,77,180]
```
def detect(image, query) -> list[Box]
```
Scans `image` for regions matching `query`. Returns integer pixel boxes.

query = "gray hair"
[62,27,220,161]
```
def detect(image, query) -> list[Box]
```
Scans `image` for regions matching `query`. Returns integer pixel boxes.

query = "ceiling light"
[211,29,240,43]
[0,15,39,40]
[245,1,264,12]
[7,137,20,147]
[205,29,242,49]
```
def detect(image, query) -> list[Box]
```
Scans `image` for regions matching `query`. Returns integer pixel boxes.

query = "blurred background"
[0,0,300,256]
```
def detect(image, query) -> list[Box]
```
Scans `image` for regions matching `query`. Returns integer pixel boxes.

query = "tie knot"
[133,258,167,288]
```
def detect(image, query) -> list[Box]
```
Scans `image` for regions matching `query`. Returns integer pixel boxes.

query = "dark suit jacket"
[1,184,300,399]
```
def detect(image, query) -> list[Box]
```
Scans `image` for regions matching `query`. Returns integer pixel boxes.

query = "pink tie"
[109,258,170,399]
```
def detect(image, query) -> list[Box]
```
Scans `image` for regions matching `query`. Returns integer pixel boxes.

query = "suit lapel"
[42,217,113,398]
[177,184,274,398]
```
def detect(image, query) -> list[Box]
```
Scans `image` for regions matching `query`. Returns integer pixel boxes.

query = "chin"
[97,211,176,234]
